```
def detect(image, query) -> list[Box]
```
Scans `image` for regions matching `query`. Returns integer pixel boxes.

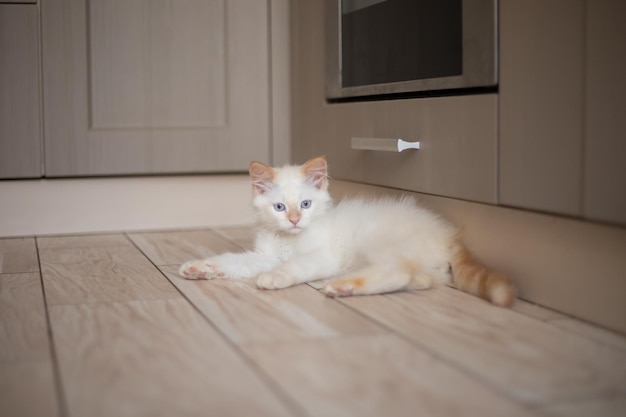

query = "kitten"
[179,156,516,307]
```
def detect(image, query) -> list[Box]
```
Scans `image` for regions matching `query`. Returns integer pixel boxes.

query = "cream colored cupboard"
[499,0,626,225]
[0,4,42,178]
[499,0,585,217]
[582,0,626,225]
[1,0,279,178]
[299,95,498,204]
[41,0,271,176]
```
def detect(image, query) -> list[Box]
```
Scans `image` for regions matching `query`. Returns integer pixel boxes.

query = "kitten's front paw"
[256,271,294,290]
[178,260,225,280]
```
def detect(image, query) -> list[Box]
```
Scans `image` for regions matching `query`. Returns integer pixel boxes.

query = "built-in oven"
[325,0,497,101]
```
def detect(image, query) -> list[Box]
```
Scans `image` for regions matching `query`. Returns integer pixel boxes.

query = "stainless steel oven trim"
[325,0,498,100]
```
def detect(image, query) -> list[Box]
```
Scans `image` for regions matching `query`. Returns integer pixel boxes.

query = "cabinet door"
[321,96,498,204]
[0,5,42,178]
[499,0,585,216]
[42,0,270,176]
[583,0,626,225]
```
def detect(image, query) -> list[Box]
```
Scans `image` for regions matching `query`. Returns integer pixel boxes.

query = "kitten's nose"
[288,210,301,226]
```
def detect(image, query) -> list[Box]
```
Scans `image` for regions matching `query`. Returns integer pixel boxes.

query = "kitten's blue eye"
[273,203,286,212]
[300,200,312,209]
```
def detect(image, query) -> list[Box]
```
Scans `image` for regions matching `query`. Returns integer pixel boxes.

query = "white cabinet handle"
[351,137,420,152]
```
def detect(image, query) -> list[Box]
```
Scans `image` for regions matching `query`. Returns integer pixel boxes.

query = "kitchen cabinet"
[291,0,497,204]
[294,0,625,225]
[41,0,272,176]
[499,0,586,217]
[312,96,498,204]
[583,0,626,225]
[500,0,626,225]
[0,4,42,178]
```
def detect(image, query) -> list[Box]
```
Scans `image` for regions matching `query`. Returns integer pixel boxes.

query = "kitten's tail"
[450,245,516,307]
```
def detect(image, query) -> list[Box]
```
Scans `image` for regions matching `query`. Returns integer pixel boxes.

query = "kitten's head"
[249,156,332,234]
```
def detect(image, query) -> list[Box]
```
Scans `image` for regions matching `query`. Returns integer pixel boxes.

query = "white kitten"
[179,156,515,307]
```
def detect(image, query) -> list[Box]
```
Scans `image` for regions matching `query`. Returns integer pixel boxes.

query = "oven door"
[326,0,498,100]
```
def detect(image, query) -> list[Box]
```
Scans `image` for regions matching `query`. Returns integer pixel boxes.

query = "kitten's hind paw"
[178,260,225,280]
[322,277,364,297]
[322,283,354,297]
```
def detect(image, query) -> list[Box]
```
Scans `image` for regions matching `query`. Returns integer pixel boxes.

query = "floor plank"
[511,299,568,321]
[37,234,132,250]
[0,238,39,273]
[0,273,50,361]
[39,235,180,305]
[160,265,384,345]
[0,271,59,417]
[244,334,537,417]
[541,394,626,417]
[49,298,295,417]
[337,286,626,405]
[128,229,243,266]
[0,361,60,417]
[213,226,257,250]
[547,318,626,352]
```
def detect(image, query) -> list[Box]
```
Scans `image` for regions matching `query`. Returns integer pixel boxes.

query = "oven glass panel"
[341,0,463,88]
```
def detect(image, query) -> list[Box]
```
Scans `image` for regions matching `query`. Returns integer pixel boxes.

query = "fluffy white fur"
[178,157,465,297]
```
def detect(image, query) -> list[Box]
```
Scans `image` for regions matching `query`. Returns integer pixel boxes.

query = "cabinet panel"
[89,0,225,129]
[42,0,270,176]
[0,5,41,178]
[583,0,626,225]
[499,0,585,215]
[318,95,498,204]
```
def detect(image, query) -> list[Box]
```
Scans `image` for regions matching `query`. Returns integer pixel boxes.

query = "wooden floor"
[1,227,625,417]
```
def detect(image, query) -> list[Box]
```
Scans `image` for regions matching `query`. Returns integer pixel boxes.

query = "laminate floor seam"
[334,291,534,407]
[123,231,310,417]
[34,237,70,417]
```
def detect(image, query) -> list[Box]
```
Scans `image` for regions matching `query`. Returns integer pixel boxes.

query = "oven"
[325,0,497,100]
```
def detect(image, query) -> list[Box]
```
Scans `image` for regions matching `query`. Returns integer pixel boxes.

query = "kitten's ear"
[301,156,328,190]
[249,161,275,195]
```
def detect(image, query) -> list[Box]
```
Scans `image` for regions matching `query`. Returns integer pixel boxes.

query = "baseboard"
[0,175,255,237]
[330,180,626,335]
